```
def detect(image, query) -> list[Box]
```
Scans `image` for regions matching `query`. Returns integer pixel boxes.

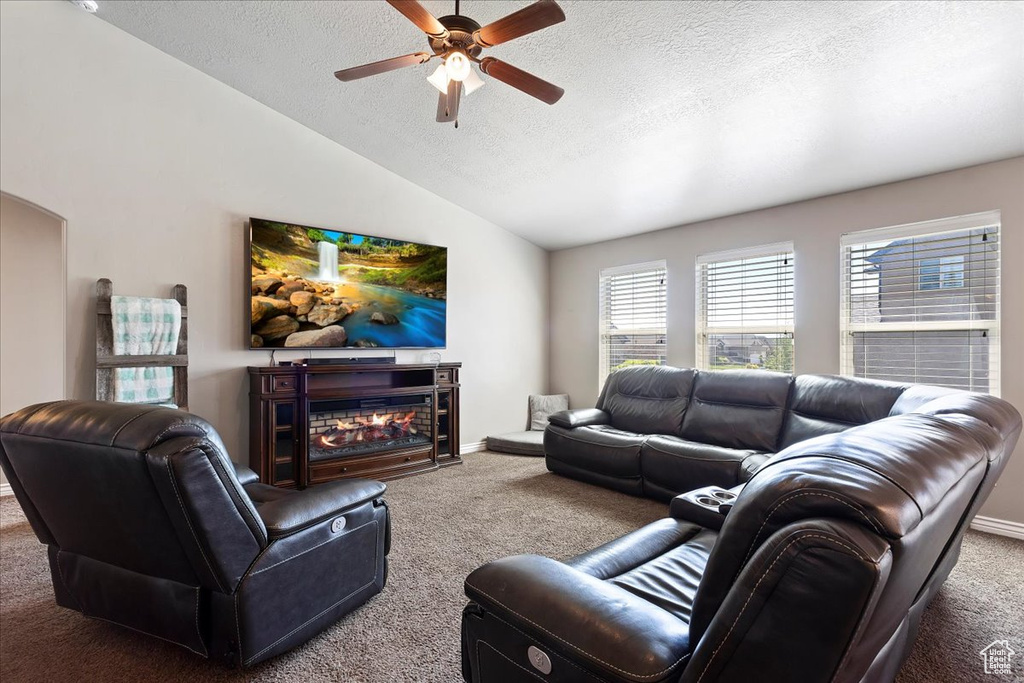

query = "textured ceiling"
[92,1,1024,250]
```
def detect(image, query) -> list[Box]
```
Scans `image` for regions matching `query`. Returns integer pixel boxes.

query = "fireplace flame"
[319,410,419,448]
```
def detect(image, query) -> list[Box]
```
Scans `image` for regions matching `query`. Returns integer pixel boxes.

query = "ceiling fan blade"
[386,0,449,39]
[334,52,432,82]
[473,0,565,48]
[479,57,564,104]
[436,80,463,122]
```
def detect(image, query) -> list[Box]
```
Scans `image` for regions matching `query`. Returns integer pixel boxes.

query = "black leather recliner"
[0,400,390,667]
[464,379,1022,682]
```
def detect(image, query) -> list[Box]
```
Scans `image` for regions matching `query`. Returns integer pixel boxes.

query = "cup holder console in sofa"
[465,377,1021,682]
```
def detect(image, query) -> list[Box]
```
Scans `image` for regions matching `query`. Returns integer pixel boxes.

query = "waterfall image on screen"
[249,218,447,349]
[317,241,340,282]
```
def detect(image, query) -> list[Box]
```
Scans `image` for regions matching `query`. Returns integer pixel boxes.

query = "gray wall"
[0,195,66,487]
[0,1,549,461]
[549,157,1024,524]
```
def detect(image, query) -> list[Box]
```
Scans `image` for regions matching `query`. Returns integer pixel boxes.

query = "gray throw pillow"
[529,394,569,431]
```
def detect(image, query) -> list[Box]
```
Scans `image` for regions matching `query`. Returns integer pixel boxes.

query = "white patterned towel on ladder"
[111,295,181,407]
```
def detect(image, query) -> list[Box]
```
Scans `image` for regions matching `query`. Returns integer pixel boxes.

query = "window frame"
[598,260,668,391]
[840,211,1000,396]
[695,241,795,373]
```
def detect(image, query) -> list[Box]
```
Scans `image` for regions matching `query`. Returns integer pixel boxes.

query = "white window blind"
[696,243,794,373]
[840,211,1000,395]
[599,261,667,388]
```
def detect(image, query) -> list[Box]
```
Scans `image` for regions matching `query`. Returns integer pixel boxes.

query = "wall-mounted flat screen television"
[249,218,447,349]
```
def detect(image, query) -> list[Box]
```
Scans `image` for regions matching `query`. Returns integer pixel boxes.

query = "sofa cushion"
[779,375,906,449]
[608,528,717,623]
[680,370,793,452]
[641,435,761,498]
[528,394,569,431]
[544,424,645,479]
[485,430,545,456]
[599,366,696,436]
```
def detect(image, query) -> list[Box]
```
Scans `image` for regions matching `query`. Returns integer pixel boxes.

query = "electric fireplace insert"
[308,393,433,462]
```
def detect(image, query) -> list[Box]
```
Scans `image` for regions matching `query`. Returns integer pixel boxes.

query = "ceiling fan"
[334,0,566,126]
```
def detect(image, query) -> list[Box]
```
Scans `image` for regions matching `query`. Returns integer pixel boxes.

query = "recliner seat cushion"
[544,424,645,478]
[779,374,906,449]
[598,366,696,436]
[681,370,793,452]
[640,435,762,499]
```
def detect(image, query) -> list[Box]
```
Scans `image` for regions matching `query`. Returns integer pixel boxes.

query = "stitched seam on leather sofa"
[736,491,883,578]
[610,394,688,402]
[477,641,547,681]
[787,409,861,426]
[85,610,209,657]
[54,550,86,613]
[242,529,380,665]
[465,582,690,679]
[643,442,746,462]
[690,398,786,410]
[164,458,226,593]
[109,410,152,446]
[547,429,648,451]
[697,533,868,683]
[58,550,208,658]
[251,519,378,576]
[199,442,267,546]
[478,611,619,680]
[762,451,925,520]
[833,547,891,677]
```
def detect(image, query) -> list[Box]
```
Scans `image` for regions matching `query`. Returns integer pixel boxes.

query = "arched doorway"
[0,192,66,491]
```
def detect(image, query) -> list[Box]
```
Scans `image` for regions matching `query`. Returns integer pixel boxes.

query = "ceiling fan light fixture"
[463,67,485,95]
[444,50,471,82]
[427,64,449,94]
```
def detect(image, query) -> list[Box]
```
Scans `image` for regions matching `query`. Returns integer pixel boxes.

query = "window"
[841,211,1000,395]
[919,256,965,290]
[599,261,667,388]
[696,243,794,373]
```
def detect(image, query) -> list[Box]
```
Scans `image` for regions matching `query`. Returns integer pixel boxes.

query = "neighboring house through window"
[696,242,795,373]
[841,211,1000,395]
[598,261,667,390]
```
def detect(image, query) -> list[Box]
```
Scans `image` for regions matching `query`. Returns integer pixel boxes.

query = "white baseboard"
[970,515,1024,540]
[0,482,13,498]
[460,440,487,454]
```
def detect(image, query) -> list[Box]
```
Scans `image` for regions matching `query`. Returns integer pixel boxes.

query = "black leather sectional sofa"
[545,366,910,500]
[463,366,1022,683]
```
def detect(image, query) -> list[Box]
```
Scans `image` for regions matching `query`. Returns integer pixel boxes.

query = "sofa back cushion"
[779,375,906,449]
[598,365,695,436]
[680,370,792,451]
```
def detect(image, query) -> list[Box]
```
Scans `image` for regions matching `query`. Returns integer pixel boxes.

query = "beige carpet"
[1,451,1021,682]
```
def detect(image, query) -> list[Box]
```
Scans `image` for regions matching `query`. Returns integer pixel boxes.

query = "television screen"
[249,218,446,349]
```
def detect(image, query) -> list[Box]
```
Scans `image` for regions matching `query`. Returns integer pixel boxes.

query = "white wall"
[550,157,1024,524]
[0,194,66,487]
[0,1,548,462]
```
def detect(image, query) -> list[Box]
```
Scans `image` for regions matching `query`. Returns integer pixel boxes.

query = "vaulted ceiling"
[94,1,1024,249]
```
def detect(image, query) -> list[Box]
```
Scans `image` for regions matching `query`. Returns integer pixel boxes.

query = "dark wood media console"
[249,362,461,488]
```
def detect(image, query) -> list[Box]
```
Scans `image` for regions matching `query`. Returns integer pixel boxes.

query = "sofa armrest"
[232,462,260,486]
[548,408,610,429]
[465,555,690,681]
[256,479,386,539]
